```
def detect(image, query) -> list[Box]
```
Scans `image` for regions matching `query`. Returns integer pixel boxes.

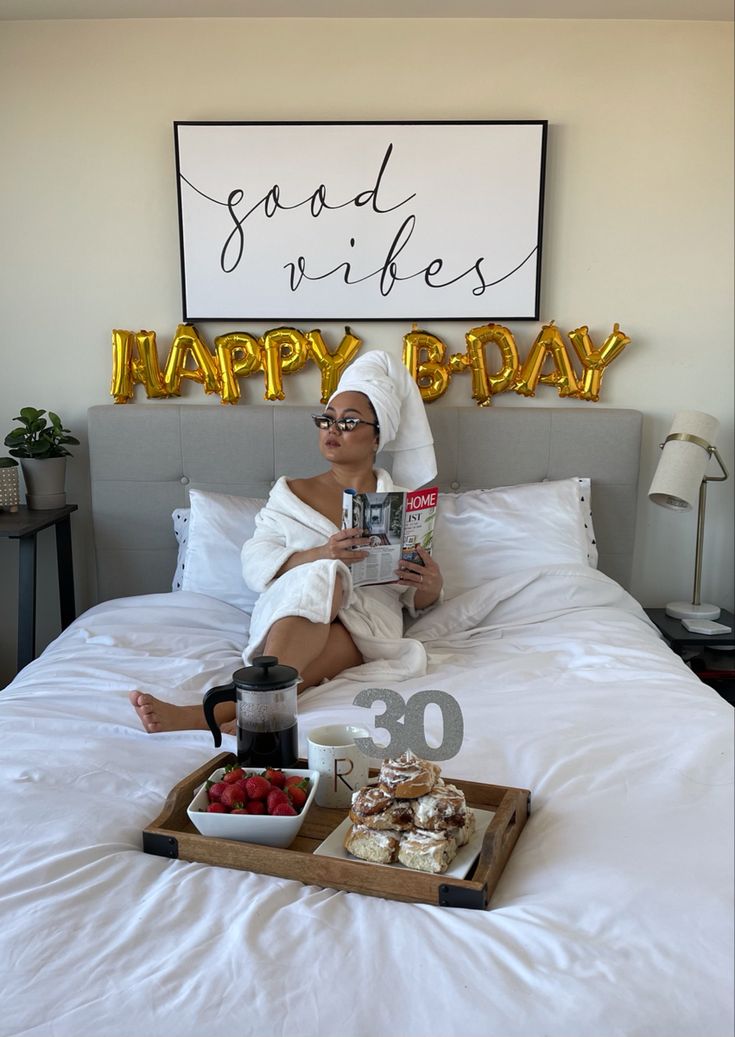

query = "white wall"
[0,16,733,687]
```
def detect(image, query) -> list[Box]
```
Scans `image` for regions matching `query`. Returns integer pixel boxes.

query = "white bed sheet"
[1,571,733,1037]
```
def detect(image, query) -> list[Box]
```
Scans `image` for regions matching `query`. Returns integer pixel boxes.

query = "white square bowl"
[187,766,320,848]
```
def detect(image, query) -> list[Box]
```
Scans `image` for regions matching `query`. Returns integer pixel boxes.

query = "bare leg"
[129,578,359,732]
[261,578,362,689]
[298,619,364,690]
[129,692,235,734]
[261,615,331,677]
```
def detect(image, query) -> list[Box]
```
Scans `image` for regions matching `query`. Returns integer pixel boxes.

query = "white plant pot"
[20,457,67,510]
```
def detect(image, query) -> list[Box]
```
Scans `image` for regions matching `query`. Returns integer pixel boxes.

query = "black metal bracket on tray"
[439,882,489,910]
[143,832,180,859]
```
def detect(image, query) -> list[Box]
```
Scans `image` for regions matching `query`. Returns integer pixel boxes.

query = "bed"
[1,403,732,1037]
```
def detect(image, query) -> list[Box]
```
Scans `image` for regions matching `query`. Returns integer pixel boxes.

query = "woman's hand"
[396,545,443,609]
[275,528,369,578]
[323,527,370,563]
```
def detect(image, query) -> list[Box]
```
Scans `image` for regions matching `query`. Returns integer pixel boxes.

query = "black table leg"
[17,534,37,670]
[55,516,76,629]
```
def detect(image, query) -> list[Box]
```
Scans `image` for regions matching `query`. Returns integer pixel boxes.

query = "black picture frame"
[174,120,548,323]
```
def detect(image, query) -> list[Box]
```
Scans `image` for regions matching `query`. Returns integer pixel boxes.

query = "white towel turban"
[328,350,437,489]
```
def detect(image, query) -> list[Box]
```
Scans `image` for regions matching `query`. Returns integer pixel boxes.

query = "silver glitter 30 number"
[351,687,464,761]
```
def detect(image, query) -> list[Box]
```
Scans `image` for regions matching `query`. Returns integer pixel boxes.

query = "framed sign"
[174,121,547,322]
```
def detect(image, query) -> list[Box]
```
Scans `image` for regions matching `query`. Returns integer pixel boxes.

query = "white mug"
[307,724,370,808]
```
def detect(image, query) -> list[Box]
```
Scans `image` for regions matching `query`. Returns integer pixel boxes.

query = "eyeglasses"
[311,414,380,433]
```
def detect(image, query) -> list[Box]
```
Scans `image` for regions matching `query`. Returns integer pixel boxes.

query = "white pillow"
[432,478,597,600]
[178,489,266,610]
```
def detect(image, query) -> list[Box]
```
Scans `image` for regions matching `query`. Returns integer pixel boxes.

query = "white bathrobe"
[241,470,428,680]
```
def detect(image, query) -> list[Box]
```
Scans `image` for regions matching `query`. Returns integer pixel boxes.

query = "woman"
[130,351,443,734]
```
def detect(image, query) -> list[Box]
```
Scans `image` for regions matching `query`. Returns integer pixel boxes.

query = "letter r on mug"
[333,756,355,792]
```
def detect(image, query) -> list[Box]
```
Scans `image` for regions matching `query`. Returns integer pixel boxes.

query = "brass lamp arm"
[663,433,729,483]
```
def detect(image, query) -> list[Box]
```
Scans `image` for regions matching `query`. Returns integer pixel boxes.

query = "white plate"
[314,809,495,879]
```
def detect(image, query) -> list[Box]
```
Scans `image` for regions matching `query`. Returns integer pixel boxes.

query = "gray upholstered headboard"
[88,404,642,602]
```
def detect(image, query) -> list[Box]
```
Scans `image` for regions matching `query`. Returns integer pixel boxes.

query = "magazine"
[341,486,439,587]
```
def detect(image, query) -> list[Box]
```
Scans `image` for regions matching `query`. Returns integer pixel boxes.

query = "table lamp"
[648,410,729,619]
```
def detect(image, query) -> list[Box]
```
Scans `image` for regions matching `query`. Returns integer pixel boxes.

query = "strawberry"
[266,788,289,813]
[271,801,297,816]
[222,766,246,784]
[287,784,308,810]
[264,768,287,788]
[207,781,227,803]
[207,802,227,813]
[284,775,305,788]
[220,783,248,810]
[245,800,266,814]
[245,775,271,801]
[231,807,249,814]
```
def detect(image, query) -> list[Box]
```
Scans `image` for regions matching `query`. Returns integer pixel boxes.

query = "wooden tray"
[143,752,530,910]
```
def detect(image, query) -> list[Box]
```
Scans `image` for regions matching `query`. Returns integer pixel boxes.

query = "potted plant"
[0,456,20,513]
[4,408,79,510]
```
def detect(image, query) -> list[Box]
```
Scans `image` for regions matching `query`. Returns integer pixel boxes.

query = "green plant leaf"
[19,407,44,422]
[6,408,76,459]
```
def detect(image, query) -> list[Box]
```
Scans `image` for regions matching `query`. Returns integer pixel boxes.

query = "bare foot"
[129,691,207,733]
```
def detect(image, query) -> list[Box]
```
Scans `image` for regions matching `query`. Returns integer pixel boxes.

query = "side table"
[645,608,735,706]
[0,504,78,672]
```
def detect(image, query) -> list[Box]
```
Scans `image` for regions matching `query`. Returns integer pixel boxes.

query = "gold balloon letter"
[110,329,168,403]
[163,324,221,397]
[306,327,362,404]
[568,323,631,401]
[464,324,520,405]
[402,329,450,403]
[513,322,579,398]
[260,327,308,401]
[215,333,262,404]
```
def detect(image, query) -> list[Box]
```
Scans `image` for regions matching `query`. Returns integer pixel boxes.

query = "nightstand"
[0,504,78,672]
[645,608,735,706]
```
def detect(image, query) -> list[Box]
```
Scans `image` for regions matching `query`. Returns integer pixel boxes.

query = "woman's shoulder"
[284,472,337,516]
[286,472,330,498]
[268,473,323,498]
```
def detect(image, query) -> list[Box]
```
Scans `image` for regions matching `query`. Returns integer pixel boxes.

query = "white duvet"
[1,566,732,1037]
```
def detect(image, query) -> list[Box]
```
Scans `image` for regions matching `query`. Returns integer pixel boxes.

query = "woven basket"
[0,466,20,510]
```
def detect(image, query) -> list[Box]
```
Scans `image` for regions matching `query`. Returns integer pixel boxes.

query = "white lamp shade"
[648,410,720,510]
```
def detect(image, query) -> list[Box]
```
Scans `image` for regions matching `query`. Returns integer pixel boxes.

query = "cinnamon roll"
[343,824,401,864]
[412,780,468,832]
[377,750,439,799]
[397,829,458,874]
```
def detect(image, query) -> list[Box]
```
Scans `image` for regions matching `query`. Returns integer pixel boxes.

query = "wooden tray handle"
[473,789,527,878]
